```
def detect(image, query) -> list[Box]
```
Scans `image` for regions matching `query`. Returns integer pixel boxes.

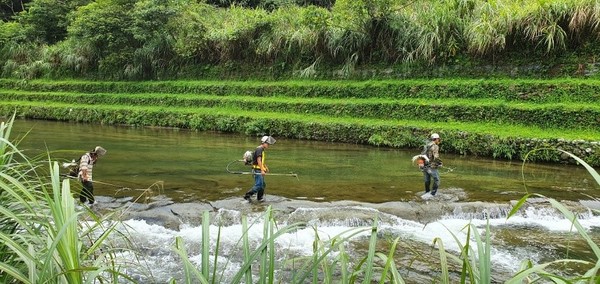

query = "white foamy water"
[97,204,600,283]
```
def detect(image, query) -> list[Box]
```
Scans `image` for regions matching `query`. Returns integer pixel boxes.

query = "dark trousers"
[79,180,95,204]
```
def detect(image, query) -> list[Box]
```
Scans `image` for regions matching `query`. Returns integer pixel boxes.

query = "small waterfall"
[88,195,600,283]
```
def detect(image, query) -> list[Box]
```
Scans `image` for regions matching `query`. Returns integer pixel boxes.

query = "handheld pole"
[226,160,299,180]
[60,174,130,189]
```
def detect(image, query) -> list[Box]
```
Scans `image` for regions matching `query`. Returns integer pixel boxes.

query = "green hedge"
[2,91,598,130]
[1,102,598,166]
[2,79,600,102]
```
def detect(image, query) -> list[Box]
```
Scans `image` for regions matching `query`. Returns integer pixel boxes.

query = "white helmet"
[431,133,440,140]
[93,146,107,156]
[261,136,276,145]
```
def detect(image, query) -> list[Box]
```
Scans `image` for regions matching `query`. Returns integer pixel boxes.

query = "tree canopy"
[1,0,599,79]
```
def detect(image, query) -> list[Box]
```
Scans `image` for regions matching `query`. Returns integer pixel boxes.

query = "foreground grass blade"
[362,216,378,284]
[506,259,590,284]
[202,211,210,279]
[432,237,450,284]
[472,221,491,283]
[242,216,252,284]
[211,225,221,284]
[376,237,404,284]
[293,227,371,283]
[172,236,209,284]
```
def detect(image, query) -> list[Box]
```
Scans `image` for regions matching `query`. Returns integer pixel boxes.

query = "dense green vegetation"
[1,79,599,166]
[2,0,600,79]
[3,90,600,129]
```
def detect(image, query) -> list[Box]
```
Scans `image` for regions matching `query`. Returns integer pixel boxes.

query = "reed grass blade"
[506,259,589,283]
[230,221,305,283]
[202,211,210,279]
[211,226,221,284]
[292,227,370,283]
[312,227,320,283]
[339,243,348,283]
[242,216,252,284]
[268,212,275,284]
[362,216,378,284]
[259,207,269,283]
[433,237,450,284]
[172,236,209,284]
[376,237,404,284]
[472,221,491,283]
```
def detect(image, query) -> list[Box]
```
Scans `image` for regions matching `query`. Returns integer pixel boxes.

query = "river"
[10,119,600,283]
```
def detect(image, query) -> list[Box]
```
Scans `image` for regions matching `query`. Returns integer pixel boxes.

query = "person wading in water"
[423,133,442,196]
[78,146,106,205]
[244,136,276,202]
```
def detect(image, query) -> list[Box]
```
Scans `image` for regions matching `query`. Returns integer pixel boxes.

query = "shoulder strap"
[421,142,434,155]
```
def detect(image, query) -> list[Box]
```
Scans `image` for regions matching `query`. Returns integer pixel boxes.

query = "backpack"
[411,142,433,168]
[63,152,97,177]
[66,157,81,177]
[242,150,255,166]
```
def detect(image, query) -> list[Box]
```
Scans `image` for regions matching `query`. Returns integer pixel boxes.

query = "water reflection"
[10,119,600,203]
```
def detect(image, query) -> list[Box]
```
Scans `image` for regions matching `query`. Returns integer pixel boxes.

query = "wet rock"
[579,200,600,212]
[92,191,599,230]
[118,203,213,230]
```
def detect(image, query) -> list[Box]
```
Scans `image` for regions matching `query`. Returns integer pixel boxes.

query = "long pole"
[60,174,128,188]
[226,160,299,180]
[229,171,299,177]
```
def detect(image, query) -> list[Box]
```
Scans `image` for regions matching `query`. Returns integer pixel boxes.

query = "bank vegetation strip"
[0,79,598,166]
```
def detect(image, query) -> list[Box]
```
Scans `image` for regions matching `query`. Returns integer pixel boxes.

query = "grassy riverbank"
[0,79,599,166]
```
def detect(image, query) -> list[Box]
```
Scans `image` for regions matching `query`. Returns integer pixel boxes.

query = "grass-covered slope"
[0,79,598,165]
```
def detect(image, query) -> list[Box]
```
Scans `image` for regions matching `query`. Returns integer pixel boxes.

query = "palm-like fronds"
[255,6,328,64]
[569,0,600,38]
[465,1,508,55]
[397,1,464,63]
[516,0,569,52]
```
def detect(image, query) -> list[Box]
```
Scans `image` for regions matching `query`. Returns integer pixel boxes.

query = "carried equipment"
[411,154,430,169]
[411,141,434,170]
[62,158,81,177]
[62,146,106,177]
[226,159,299,180]
[242,150,254,165]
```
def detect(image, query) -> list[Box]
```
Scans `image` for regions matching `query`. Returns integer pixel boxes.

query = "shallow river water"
[12,119,598,203]
[10,119,600,283]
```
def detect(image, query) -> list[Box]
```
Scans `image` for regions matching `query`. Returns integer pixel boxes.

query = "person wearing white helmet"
[78,146,107,205]
[244,136,276,202]
[423,133,442,196]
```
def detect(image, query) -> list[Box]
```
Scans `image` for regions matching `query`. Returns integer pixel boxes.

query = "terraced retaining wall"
[0,79,598,166]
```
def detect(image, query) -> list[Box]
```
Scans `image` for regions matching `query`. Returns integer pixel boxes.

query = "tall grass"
[6,0,600,78]
[169,206,407,283]
[417,148,600,284]
[0,115,144,283]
